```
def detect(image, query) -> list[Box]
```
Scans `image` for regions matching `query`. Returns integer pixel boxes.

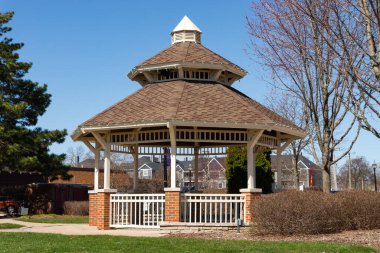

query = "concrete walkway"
[0,218,170,237]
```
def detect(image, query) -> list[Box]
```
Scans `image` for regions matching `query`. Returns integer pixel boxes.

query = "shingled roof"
[129,42,246,76]
[79,80,302,134]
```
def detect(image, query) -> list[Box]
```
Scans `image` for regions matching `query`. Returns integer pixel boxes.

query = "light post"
[372,161,378,192]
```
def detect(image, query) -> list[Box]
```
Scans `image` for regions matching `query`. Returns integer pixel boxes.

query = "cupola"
[128,16,247,86]
[171,15,202,44]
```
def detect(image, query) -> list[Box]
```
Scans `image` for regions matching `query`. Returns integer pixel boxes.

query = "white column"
[94,145,100,191]
[276,149,282,191]
[103,135,111,190]
[245,130,263,190]
[133,146,139,192]
[247,147,257,189]
[194,147,199,191]
[170,147,177,188]
[168,125,177,189]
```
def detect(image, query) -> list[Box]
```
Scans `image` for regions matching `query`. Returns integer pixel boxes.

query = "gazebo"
[71,16,305,230]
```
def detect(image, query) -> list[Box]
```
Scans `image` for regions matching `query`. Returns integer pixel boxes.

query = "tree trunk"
[292,154,300,190]
[322,170,331,192]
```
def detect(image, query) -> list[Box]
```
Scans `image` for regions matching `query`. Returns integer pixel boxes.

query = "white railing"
[110,194,165,228]
[257,135,278,148]
[181,194,245,225]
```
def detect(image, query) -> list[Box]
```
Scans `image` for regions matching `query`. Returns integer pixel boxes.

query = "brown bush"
[251,191,380,235]
[63,201,89,216]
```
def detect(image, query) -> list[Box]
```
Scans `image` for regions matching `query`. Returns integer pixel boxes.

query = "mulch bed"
[167,228,380,250]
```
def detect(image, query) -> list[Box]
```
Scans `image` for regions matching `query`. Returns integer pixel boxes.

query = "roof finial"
[171,16,202,44]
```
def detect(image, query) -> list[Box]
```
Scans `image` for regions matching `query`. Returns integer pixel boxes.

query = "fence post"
[96,189,117,230]
[164,188,181,222]
[240,188,262,225]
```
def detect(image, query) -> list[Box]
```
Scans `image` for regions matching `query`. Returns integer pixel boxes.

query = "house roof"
[129,41,246,76]
[271,155,320,171]
[78,80,303,135]
[77,158,104,169]
[138,156,162,171]
[176,157,226,172]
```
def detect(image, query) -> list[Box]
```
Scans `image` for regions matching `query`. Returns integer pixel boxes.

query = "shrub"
[251,191,380,235]
[63,201,89,216]
[226,147,273,193]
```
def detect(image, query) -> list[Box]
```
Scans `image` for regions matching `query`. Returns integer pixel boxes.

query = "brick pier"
[88,189,116,230]
[164,188,181,222]
[240,188,262,224]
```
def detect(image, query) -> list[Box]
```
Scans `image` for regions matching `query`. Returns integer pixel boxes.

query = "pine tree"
[0,11,69,180]
[226,146,273,193]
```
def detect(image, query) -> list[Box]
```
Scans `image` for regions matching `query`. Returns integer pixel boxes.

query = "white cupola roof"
[172,16,202,33]
[171,16,202,44]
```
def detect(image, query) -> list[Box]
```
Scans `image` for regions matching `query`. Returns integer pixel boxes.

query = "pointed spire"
[171,16,202,44]
[172,16,202,33]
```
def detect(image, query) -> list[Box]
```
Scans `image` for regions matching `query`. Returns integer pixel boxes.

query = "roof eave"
[272,125,306,139]
[128,61,247,81]
[71,128,85,142]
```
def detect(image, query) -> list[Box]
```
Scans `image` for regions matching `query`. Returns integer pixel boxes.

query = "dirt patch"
[167,228,380,251]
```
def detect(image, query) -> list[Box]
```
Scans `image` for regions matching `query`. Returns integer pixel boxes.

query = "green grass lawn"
[17,214,88,224]
[0,223,24,229]
[0,233,375,253]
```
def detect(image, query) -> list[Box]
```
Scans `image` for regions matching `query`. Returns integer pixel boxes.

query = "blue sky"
[2,0,379,166]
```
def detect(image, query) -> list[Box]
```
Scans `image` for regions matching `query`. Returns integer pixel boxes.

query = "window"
[157,70,178,81]
[183,70,210,80]
[218,182,223,189]
[142,170,149,177]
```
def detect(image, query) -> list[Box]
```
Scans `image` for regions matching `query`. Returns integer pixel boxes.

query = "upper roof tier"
[128,16,247,86]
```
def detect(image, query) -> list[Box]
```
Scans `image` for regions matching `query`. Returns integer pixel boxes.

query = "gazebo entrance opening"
[71,16,305,230]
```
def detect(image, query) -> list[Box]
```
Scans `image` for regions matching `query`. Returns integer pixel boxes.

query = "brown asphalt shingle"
[132,42,245,73]
[80,80,301,131]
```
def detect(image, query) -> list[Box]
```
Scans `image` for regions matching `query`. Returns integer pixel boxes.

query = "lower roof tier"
[72,80,304,140]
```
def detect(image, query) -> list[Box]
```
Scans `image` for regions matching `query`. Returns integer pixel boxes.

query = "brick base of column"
[240,188,262,225]
[88,191,97,227]
[96,189,117,230]
[164,188,181,222]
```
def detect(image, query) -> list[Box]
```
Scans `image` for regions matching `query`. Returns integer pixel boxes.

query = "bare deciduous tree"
[337,156,373,190]
[248,0,362,191]
[65,146,92,166]
[266,89,309,189]
[290,0,380,137]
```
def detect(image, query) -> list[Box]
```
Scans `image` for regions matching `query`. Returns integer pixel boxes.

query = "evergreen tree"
[226,147,247,193]
[0,12,69,180]
[226,146,273,194]
[255,150,273,193]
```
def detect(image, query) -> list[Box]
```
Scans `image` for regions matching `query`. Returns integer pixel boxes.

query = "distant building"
[271,155,323,191]
[138,156,161,179]
[57,155,322,192]
[175,157,227,190]
[53,158,130,189]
